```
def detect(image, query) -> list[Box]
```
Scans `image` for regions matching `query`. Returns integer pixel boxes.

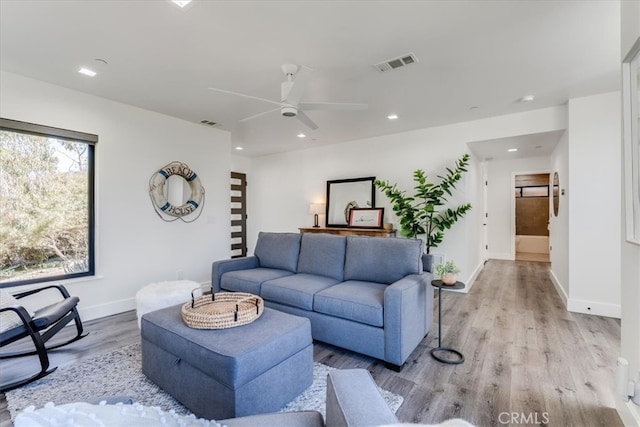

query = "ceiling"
[0,0,620,158]
[468,130,565,162]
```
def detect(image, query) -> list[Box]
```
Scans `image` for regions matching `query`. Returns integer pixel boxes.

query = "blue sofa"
[212,232,433,369]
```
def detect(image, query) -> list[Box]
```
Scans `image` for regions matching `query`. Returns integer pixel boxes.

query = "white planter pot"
[442,273,457,285]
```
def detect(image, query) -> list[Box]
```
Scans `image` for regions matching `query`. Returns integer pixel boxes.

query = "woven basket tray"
[181,292,264,330]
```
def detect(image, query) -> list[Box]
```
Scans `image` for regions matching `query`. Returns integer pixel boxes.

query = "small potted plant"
[435,260,460,285]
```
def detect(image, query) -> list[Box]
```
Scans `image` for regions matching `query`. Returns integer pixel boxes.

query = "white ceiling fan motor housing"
[281,106,297,117]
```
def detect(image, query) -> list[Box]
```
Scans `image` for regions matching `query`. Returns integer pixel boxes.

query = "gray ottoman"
[141,306,313,420]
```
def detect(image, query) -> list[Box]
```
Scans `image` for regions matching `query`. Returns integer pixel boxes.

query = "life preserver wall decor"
[149,161,205,223]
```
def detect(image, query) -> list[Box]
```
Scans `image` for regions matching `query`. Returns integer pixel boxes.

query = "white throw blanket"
[15,401,477,427]
[15,402,223,427]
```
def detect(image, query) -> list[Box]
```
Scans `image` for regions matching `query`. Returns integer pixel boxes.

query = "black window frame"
[515,185,549,198]
[0,118,97,288]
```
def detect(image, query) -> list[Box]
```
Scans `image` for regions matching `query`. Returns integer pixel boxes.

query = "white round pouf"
[136,280,201,328]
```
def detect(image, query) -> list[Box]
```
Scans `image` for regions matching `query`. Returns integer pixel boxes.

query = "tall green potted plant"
[375,153,472,271]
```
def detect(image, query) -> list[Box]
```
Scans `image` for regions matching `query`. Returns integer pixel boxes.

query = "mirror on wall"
[552,172,560,217]
[623,36,640,244]
[325,177,375,227]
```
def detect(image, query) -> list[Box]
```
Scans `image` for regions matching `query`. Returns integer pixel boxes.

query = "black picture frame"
[325,177,376,228]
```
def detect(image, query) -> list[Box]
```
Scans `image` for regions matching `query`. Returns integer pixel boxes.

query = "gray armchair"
[221,369,399,426]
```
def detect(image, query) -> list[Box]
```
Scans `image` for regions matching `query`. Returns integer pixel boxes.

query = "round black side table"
[431,279,465,364]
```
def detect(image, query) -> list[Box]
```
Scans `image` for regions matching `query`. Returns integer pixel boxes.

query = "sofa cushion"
[313,281,386,327]
[254,232,301,272]
[221,268,293,295]
[297,233,346,281]
[344,236,422,284]
[261,273,340,310]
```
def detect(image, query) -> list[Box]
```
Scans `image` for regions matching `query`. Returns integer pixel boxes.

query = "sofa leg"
[384,362,404,372]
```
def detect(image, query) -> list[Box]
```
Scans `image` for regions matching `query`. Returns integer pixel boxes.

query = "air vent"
[200,120,218,126]
[374,52,419,73]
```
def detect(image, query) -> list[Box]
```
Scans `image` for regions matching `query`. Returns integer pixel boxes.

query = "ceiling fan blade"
[299,102,368,111]
[296,110,319,130]
[208,87,281,106]
[239,107,280,122]
[284,66,313,105]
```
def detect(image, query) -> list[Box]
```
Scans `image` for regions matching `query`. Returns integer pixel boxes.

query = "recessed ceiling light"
[235,146,243,151]
[297,133,306,138]
[387,114,399,120]
[78,67,97,77]
[508,148,518,152]
[171,0,192,7]
[519,95,535,103]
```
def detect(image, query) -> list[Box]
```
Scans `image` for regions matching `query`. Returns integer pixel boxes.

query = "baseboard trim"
[79,280,212,322]
[616,398,640,426]
[567,298,621,319]
[548,271,621,319]
[79,297,136,322]
[549,270,568,308]
[487,252,514,261]
[463,260,485,293]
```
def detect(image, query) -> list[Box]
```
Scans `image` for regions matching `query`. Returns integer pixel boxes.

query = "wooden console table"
[299,227,396,237]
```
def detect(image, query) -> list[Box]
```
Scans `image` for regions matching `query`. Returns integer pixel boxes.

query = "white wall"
[567,92,621,318]
[231,154,251,175]
[549,131,570,303]
[485,156,551,260]
[0,71,231,321]
[618,1,640,423]
[244,106,567,288]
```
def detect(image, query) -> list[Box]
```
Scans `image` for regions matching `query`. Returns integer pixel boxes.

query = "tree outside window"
[0,119,96,287]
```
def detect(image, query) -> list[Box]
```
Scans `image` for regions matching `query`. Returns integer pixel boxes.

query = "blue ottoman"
[141,306,313,420]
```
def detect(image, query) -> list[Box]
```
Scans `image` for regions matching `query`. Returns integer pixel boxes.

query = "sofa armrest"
[325,369,399,427]
[211,256,260,292]
[383,273,432,366]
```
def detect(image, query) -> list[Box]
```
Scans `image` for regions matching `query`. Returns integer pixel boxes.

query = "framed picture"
[623,37,640,245]
[348,208,384,228]
[325,177,376,227]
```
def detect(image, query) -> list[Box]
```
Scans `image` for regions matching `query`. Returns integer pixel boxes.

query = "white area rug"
[6,343,403,421]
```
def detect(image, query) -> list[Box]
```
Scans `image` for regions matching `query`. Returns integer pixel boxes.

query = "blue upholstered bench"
[141,306,313,420]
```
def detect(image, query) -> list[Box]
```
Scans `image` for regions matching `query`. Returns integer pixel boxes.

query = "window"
[0,118,97,287]
[515,186,549,198]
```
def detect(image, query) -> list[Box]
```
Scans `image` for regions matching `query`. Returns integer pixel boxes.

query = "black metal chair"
[0,284,87,392]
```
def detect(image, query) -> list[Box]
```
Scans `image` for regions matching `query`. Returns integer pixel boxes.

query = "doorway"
[514,173,550,263]
[230,172,247,258]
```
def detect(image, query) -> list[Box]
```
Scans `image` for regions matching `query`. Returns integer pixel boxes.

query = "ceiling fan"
[208,64,368,130]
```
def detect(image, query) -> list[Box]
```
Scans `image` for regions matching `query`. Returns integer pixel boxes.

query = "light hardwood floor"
[0,260,623,426]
